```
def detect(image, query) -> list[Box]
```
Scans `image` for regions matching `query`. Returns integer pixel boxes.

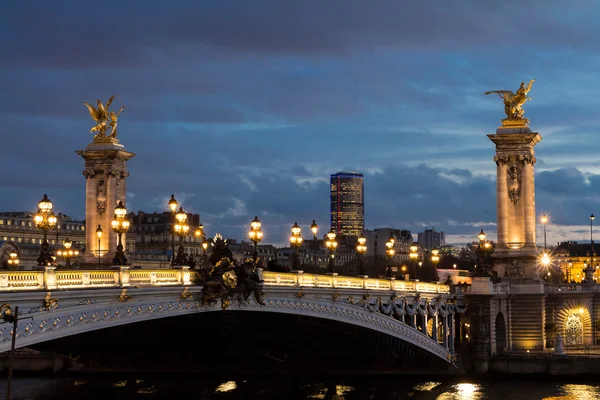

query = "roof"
[554,242,599,257]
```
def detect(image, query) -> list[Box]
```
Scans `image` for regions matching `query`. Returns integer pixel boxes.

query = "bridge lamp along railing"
[173,207,190,266]
[194,224,205,267]
[310,220,319,270]
[168,194,179,266]
[431,248,440,265]
[248,216,263,261]
[385,236,395,278]
[201,239,209,267]
[56,238,79,268]
[325,230,337,274]
[289,222,303,271]
[33,194,58,266]
[409,243,419,279]
[111,201,130,266]
[356,234,367,276]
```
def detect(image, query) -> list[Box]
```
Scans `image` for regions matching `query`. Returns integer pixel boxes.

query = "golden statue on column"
[83,95,125,141]
[485,79,535,126]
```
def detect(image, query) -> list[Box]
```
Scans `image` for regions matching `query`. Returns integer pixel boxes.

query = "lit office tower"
[330,172,364,238]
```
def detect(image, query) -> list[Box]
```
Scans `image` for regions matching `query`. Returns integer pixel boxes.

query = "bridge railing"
[261,271,450,294]
[0,266,192,291]
[0,267,449,294]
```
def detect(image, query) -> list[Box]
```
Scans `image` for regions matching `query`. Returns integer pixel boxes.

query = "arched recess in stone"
[495,312,507,355]
[557,298,593,346]
[0,242,21,266]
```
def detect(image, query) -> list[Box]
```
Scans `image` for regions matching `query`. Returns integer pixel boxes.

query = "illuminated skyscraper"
[330,172,364,238]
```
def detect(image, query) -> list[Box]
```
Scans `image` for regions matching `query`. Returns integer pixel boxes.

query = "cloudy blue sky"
[1,1,599,246]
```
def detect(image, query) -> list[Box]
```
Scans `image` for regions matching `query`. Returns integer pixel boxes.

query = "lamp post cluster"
[385,234,395,278]
[356,234,367,276]
[173,207,190,265]
[34,194,58,266]
[289,222,303,270]
[111,201,130,266]
[310,220,319,270]
[6,253,19,269]
[248,216,263,261]
[325,230,338,273]
[56,238,80,268]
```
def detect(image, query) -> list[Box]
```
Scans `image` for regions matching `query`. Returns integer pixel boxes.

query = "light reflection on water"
[1,377,600,399]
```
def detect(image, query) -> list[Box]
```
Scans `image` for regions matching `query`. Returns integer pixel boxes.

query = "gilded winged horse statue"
[485,79,535,126]
[83,95,125,140]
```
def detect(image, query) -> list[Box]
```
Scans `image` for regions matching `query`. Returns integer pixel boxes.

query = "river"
[1,376,600,399]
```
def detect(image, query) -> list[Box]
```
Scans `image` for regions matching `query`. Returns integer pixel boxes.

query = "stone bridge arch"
[0,286,461,364]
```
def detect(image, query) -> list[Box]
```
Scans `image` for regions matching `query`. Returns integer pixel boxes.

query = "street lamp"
[34,194,58,266]
[56,238,79,268]
[431,248,440,265]
[310,220,319,269]
[173,207,190,266]
[202,239,209,267]
[194,224,205,267]
[540,214,549,252]
[96,225,103,268]
[248,216,263,262]
[289,222,303,270]
[475,229,492,276]
[409,243,419,279]
[385,236,395,278]
[356,234,367,276]
[6,253,19,269]
[111,201,130,266]
[325,230,338,273]
[168,194,179,265]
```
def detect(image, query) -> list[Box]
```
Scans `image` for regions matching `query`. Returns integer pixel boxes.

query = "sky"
[1,1,600,247]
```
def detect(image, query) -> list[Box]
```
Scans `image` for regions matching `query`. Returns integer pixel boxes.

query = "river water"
[1,376,600,400]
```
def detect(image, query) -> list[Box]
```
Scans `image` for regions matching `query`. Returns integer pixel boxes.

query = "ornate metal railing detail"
[0,268,450,294]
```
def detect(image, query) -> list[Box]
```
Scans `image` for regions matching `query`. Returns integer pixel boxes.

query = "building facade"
[418,228,445,251]
[552,241,599,283]
[330,172,364,238]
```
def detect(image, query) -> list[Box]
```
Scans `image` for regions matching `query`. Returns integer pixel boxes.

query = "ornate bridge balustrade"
[0,269,461,364]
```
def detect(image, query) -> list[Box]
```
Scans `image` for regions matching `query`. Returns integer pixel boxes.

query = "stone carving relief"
[505,260,525,282]
[506,162,522,204]
[96,178,107,215]
[493,155,509,166]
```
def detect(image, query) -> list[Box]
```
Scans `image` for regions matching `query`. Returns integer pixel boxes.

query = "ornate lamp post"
[248,216,263,261]
[290,222,303,270]
[56,238,79,268]
[168,194,179,266]
[96,225,103,268]
[385,236,395,278]
[431,248,440,267]
[356,234,367,276]
[194,224,205,267]
[173,207,190,266]
[111,201,130,266]
[34,194,58,266]
[409,243,419,280]
[540,214,549,252]
[6,253,19,269]
[310,220,319,269]
[325,230,338,273]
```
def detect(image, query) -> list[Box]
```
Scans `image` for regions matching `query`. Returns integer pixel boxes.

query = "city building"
[128,210,205,267]
[363,228,415,264]
[330,172,364,238]
[418,228,445,251]
[552,241,600,283]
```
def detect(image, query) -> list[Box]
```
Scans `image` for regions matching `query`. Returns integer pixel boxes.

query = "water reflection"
[555,383,600,400]
[437,383,483,400]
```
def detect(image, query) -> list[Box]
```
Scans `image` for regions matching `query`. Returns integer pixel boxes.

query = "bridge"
[0,268,463,364]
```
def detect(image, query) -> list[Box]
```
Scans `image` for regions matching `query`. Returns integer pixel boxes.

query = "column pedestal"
[77,137,135,268]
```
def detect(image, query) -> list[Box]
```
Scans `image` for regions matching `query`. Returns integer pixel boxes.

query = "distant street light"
[96,225,103,268]
[310,220,319,270]
[385,235,395,278]
[6,253,19,269]
[56,238,79,268]
[173,207,190,266]
[168,194,179,266]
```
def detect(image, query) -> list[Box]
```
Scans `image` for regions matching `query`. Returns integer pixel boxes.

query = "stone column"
[77,137,135,268]
[521,157,537,250]
[495,157,509,254]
